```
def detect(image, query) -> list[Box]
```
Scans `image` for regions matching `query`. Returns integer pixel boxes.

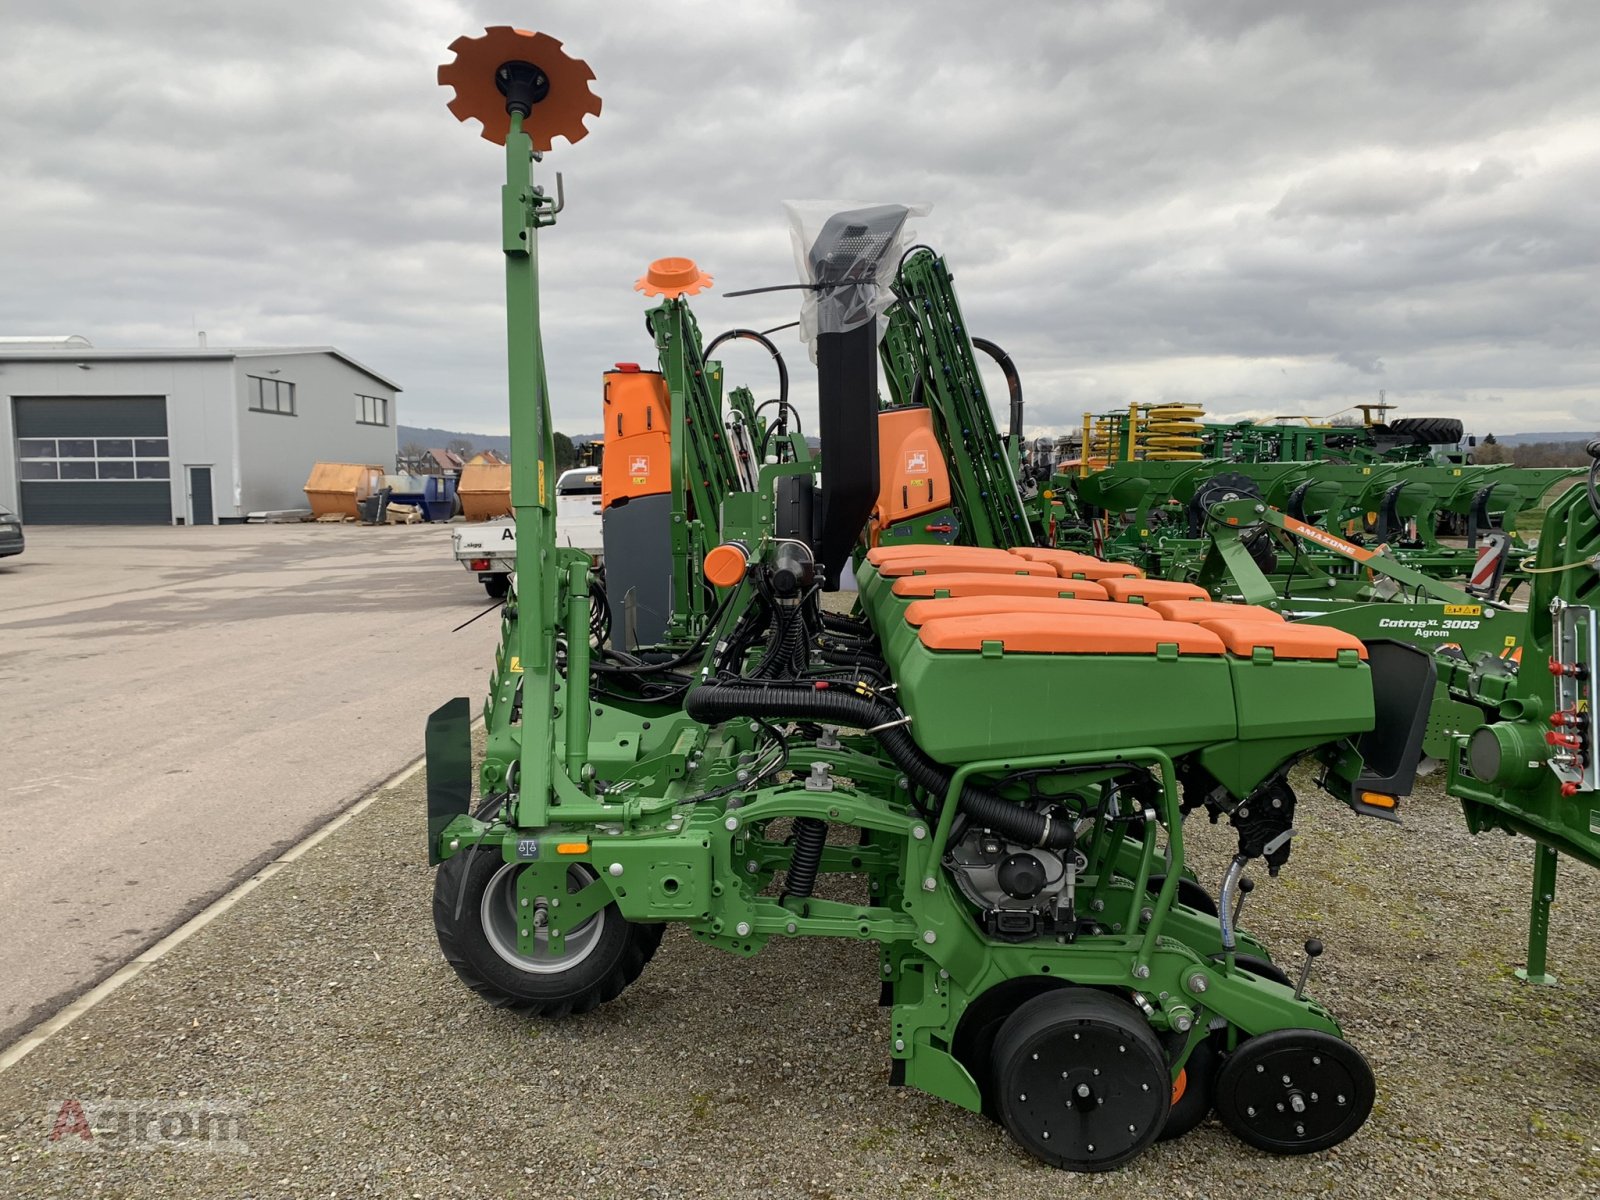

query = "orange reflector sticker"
[1360,791,1397,809]
[1171,1067,1188,1106]
[554,842,590,855]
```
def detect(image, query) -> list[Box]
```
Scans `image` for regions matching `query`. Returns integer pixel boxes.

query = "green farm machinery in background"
[425,26,1600,1175]
[1058,404,1578,597]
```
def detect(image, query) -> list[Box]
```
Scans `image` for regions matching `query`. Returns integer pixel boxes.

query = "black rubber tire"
[1147,873,1218,917]
[993,988,1170,1172]
[1388,416,1464,446]
[433,851,661,1017]
[483,574,510,600]
[1158,1037,1218,1142]
[1213,1029,1375,1154]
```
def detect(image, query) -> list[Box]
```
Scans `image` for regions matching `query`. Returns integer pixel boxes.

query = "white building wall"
[0,355,238,519]
[232,353,399,514]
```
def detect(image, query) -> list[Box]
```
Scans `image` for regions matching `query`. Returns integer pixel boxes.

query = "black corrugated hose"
[684,682,1073,849]
[783,817,829,901]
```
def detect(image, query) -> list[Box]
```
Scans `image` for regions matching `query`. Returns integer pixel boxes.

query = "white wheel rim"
[480,861,607,974]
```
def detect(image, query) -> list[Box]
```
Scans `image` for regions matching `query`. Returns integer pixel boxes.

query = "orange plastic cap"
[1198,619,1368,660]
[704,542,749,588]
[889,572,1111,601]
[1148,600,1285,624]
[1100,578,1209,603]
[917,613,1225,656]
[867,544,1014,567]
[903,596,1159,626]
[636,257,714,299]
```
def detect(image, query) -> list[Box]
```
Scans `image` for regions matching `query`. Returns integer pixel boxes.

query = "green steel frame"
[879,248,1038,550]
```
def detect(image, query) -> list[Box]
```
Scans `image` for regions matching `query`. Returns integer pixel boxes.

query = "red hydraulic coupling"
[1549,657,1589,678]
[1551,711,1585,728]
[1546,730,1585,750]
[1561,781,1582,797]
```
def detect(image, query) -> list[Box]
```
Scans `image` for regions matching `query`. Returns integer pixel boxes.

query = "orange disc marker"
[438,27,601,150]
[1171,1067,1188,1107]
[705,542,749,588]
[636,257,714,299]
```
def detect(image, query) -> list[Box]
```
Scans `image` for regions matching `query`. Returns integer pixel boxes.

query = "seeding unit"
[425,28,1600,1173]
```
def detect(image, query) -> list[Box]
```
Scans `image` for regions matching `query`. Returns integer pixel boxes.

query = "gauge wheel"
[433,852,662,1017]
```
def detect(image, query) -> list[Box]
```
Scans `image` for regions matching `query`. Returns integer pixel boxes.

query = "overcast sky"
[3,1,1596,440]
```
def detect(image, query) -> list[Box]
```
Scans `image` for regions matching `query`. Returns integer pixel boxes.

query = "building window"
[357,394,389,426]
[16,437,171,482]
[249,376,296,415]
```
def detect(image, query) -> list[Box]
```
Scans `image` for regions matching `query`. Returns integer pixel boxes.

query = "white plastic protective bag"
[783,200,932,360]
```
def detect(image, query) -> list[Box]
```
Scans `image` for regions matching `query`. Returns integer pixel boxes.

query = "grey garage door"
[14,397,173,525]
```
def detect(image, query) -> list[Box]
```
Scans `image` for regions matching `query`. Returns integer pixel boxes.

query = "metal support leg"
[1514,843,1559,986]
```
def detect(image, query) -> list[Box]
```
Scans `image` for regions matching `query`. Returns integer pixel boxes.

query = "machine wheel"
[1158,1037,1218,1142]
[1388,416,1464,446]
[992,988,1170,1171]
[433,853,662,1017]
[1146,873,1218,917]
[1187,472,1262,537]
[483,574,510,600]
[1213,1029,1375,1154]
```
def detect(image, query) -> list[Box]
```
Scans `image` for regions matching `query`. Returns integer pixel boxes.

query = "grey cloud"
[0,0,1595,440]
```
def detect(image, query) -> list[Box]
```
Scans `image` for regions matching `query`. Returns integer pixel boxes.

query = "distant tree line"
[398,434,581,471]
[1473,434,1596,467]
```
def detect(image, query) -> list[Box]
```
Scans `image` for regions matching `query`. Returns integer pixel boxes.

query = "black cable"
[587,586,737,675]
[894,243,938,289]
[971,336,1023,444]
[705,328,789,413]
[452,599,504,633]
[452,792,511,920]
[675,718,789,806]
[684,682,1073,846]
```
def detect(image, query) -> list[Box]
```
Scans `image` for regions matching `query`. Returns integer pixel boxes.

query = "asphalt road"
[0,522,500,1046]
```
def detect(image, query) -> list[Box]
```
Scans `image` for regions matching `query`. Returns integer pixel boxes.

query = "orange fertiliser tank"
[600,363,672,508]
[871,407,951,537]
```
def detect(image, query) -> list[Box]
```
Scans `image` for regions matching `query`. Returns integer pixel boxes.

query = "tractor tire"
[483,573,510,600]
[1387,417,1464,446]
[433,852,662,1017]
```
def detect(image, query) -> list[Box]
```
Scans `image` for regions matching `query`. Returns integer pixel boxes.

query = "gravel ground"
[2,737,1598,1198]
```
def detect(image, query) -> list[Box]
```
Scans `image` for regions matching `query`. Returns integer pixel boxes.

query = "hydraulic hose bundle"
[683,682,1074,850]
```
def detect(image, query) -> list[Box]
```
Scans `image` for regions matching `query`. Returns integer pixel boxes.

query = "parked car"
[451,467,603,598]
[0,505,22,558]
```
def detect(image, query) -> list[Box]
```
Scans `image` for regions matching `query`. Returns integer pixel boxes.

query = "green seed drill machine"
[425,27,1600,1173]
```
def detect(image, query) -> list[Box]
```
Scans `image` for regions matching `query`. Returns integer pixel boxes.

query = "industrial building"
[0,336,400,524]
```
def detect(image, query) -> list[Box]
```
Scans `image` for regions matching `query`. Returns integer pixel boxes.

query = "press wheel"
[992,988,1170,1171]
[1213,1028,1375,1154]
